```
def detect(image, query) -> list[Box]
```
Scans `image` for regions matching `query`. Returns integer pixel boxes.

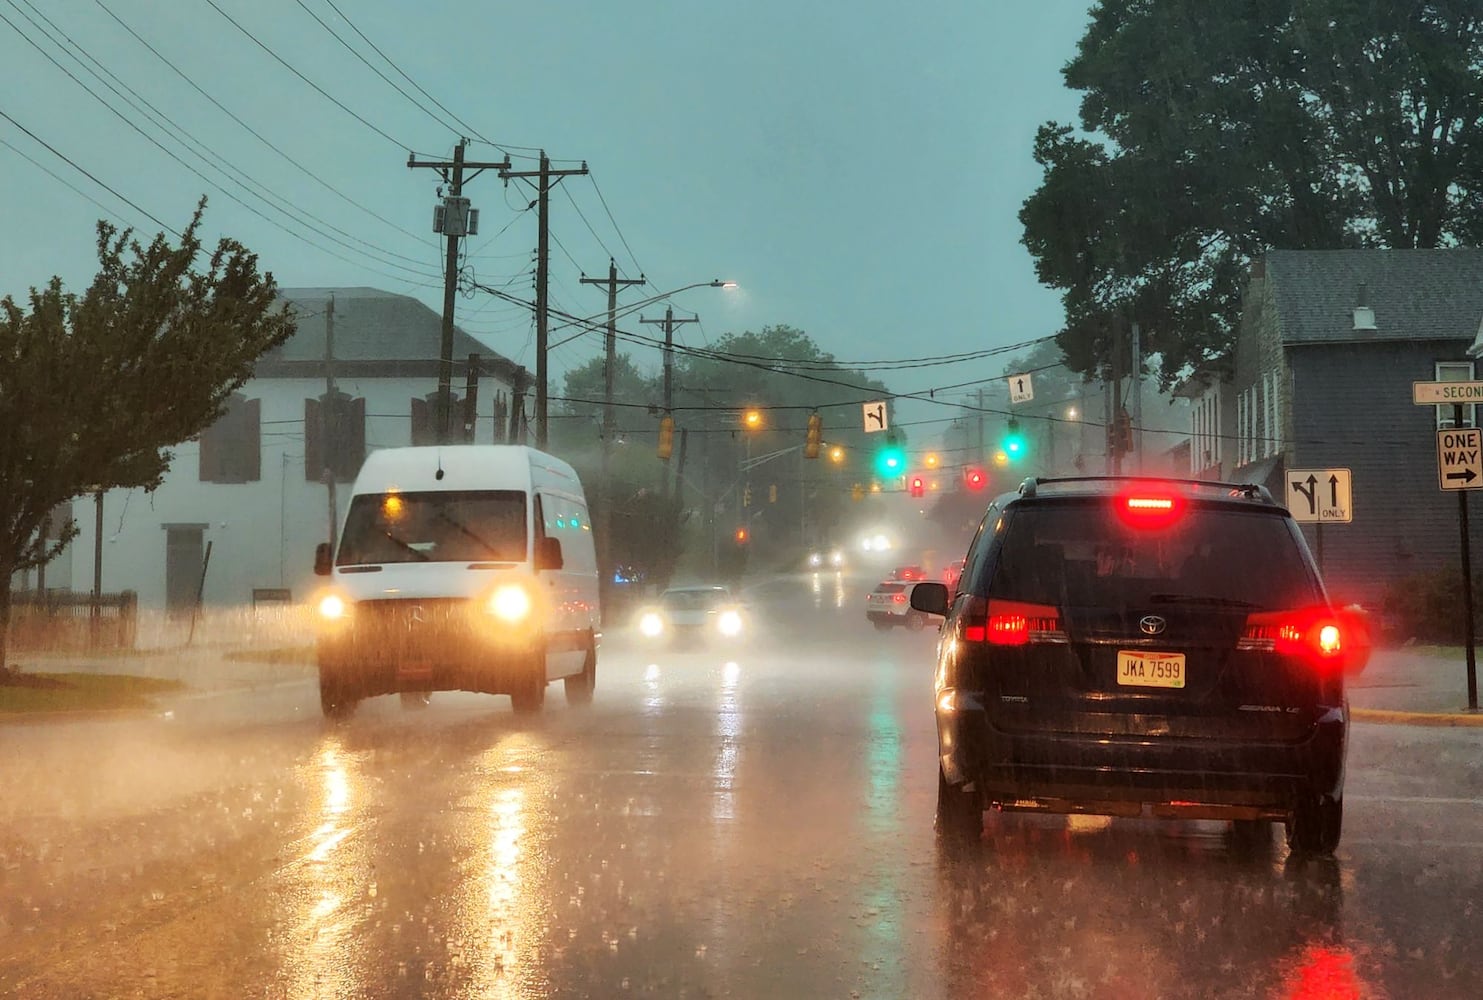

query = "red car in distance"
[891,565,927,582]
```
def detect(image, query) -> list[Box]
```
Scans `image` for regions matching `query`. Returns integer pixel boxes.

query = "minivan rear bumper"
[939,695,1346,814]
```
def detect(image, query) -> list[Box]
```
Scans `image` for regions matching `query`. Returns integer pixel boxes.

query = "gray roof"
[1265,250,1483,346]
[267,286,521,378]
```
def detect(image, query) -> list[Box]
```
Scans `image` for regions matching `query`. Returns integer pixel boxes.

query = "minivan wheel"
[936,766,982,844]
[1286,794,1342,856]
[564,642,596,706]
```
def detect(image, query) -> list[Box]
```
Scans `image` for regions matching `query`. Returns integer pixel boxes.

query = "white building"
[52,286,524,614]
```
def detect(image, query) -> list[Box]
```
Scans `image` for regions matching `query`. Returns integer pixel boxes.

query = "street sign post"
[1413,391,1481,710]
[862,401,887,433]
[1286,468,1352,523]
[1008,373,1034,404]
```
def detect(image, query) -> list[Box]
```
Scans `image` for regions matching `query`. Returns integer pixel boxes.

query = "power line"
[0,107,177,234]
[14,0,435,273]
[588,172,644,277]
[93,0,429,245]
[202,0,422,152]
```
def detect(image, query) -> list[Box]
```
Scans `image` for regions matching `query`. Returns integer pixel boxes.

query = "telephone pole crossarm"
[408,141,511,443]
[500,154,590,449]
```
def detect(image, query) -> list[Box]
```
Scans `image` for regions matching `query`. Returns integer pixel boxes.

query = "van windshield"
[336,490,527,565]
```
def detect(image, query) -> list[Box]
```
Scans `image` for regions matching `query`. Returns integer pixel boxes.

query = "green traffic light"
[1002,419,1027,461]
[874,443,906,477]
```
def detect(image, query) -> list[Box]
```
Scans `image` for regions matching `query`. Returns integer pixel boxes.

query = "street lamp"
[742,408,764,431]
[829,445,845,464]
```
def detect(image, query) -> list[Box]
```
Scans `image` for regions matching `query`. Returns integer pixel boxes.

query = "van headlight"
[318,593,349,620]
[488,584,533,623]
[717,610,743,637]
[639,611,665,637]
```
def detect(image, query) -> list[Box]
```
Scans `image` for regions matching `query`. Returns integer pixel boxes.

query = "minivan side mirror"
[314,542,333,577]
[536,536,564,571]
[911,581,950,617]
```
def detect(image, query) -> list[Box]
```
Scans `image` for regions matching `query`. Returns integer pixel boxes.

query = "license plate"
[1117,651,1185,689]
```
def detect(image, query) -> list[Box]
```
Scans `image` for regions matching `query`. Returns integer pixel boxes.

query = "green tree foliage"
[0,203,295,673]
[559,352,658,423]
[1021,0,1483,387]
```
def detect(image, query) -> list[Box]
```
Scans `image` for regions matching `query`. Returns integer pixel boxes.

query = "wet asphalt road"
[2,573,1482,999]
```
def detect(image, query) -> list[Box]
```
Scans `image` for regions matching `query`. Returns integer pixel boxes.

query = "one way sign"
[1437,428,1483,491]
[1287,468,1352,523]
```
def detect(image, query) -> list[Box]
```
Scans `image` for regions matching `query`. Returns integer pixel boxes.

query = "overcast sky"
[0,0,1093,436]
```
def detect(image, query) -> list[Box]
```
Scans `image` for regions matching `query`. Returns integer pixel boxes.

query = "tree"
[0,202,295,675]
[1021,0,1483,387]
[559,351,658,423]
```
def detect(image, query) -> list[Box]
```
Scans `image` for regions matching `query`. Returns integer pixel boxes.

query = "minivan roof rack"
[1016,475,1277,505]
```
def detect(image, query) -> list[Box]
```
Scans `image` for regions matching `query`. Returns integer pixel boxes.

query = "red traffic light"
[734,527,749,544]
[909,476,925,498]
[965,467,986,491]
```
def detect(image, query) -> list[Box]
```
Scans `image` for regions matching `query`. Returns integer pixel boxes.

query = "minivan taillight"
[960,597,1066,645]
[1238,608,1344,664]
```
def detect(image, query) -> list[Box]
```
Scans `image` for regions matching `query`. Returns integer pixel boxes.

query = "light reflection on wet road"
[1,572,1481,997]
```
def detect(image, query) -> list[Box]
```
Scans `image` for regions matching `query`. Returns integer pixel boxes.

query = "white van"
[311,445,600,718]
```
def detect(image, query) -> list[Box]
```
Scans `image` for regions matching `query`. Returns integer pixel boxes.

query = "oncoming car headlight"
[488,584,533,623]
[808,552,823,568]
[717,610,743,637]
[318,593,349,620]
[639,611,665,638]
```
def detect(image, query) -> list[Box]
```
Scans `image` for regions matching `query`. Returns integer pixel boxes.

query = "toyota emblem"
[1139,615,1167,636]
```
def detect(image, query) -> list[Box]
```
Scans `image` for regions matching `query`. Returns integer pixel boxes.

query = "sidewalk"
[1345,645,1483,725]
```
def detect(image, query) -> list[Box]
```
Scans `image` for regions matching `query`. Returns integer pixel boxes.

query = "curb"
[1351,707,1483,727]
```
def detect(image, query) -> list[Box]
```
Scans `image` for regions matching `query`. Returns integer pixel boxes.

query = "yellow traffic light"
[925,452,939,468]
[743,408,763,430]
[829,445,845,464]
[657,414,675,460]
[734,527,749,544]
[804,412,822,459]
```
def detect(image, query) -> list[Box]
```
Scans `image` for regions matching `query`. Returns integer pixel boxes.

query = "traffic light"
[742,408,763,431]
[829,445,845,464]
[743,484,753,507]
[1117,408,1134,453]
[804,412,822,459]
[851,483,865,502]
[768,483,778,504]
[924,452,939,468]
[874,436,906,477]
[909,476,925,498]
[734,526,749,544]
[657,414,675,460]
[1002,417,1027,461]
[965,467,987,491]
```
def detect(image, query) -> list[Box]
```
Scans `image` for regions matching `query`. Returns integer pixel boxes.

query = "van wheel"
[510,659,546,716]
[319,678,358,720]
[564,641,596,706]
[1286,794,1343,856]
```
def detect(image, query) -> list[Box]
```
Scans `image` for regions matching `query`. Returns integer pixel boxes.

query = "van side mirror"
[536,536,564,571]
[911,581,950,617]
[314,542,333,577]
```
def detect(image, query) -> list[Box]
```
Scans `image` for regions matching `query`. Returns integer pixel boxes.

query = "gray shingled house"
[1180,250,1483,611]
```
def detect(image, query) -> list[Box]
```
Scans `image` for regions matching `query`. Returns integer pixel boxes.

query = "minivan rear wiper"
[1147,594,1260,609]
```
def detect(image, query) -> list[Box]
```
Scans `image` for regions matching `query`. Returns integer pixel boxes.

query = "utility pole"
[642,306,698,496]
[581,259,644,616]
[975,388,986,461]
[408,141,509,443]
[1108,324,1123,476]
[1131,321,1143,474]
[501,152,588,449]
[323,296,338,543]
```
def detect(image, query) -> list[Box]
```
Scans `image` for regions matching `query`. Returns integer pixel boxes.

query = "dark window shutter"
[304,396,323,482]
[242,397,262,482]
[199,420,220,482]
[411,396,431,446]
[343,395,367,480]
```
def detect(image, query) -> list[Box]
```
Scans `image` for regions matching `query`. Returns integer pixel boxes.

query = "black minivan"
[911,476,1371,855]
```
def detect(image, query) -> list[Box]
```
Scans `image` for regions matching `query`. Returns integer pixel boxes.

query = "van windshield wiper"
[1147,594,1260,609]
